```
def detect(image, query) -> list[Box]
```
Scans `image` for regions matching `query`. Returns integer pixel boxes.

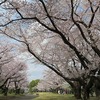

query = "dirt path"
[0,95,36,100]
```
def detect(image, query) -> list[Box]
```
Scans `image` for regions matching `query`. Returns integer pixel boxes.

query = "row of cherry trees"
[37,69,66,92]
[0,0,100,99]
[0,42,28,96]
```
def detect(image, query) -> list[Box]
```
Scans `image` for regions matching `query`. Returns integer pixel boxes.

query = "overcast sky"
[27,62,47,82]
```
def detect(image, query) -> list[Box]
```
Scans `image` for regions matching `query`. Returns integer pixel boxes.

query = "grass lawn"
[33,92,98,100]
[33,92,75,100]
[0,95,34,100]
[0,92,98,100]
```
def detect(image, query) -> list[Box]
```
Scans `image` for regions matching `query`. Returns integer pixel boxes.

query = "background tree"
[0,59,27,96]
[29,79,40,93]
[37,69,65,93]
[0,42,28,96]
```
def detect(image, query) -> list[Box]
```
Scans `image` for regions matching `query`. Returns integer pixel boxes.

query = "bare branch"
[0,0,7,5]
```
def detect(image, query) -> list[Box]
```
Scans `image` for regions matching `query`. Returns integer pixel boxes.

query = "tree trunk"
[95,86,100,99]
[14,81,20,95]
[70,82,82,100]
[3,87,8,96]
[74,88,82,99]
[95,78,100,97]
[82,89,90,100]
[17,88,20,94]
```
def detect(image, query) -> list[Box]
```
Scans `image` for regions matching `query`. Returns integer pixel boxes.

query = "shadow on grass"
[0,95,37,100]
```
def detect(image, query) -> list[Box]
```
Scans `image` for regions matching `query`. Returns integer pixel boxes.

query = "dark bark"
[14,81,21,95]
[2,86,8,96]
[95,79,100,97]
[73,82,82,100]
[95,69,100,97]
[82,76,95,100]
[74,88,82,99]
[82,88,90,100]
[15,88,20,95]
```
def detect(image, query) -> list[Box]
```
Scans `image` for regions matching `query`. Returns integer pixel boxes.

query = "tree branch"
[0,0,7,5]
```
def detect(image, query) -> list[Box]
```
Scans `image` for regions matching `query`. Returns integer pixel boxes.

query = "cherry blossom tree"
[0,0,100,99]
[0,42,28,96]
[0,44,14,89]
[37,69,65,92]
[0,59,28,96]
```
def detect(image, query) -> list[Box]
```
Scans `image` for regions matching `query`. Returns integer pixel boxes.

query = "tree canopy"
[0,0,100,100]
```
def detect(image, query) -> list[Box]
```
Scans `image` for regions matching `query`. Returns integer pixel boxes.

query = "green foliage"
[30,79,40,87]
[29,79,40,93]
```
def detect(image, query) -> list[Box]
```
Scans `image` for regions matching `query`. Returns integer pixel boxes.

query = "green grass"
[0,92,98,100]
[33,92,98,100]
[33,92,75,100]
